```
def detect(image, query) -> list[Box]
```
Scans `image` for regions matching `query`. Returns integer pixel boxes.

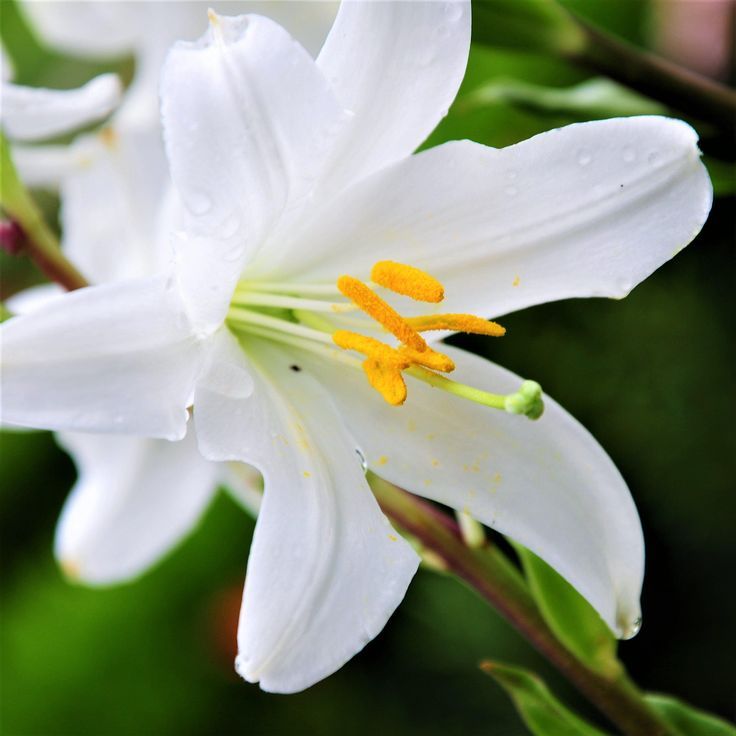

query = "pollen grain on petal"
[370,260,445,303]
[337,275,428,352]
[406,313,506,337]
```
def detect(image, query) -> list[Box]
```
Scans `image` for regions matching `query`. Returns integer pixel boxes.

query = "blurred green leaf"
[646,694,736,736]
[512,543,620,677]
[703,157,736,197]
[465,77,665,119]
[481,661,610,735]
[472,0,586,56]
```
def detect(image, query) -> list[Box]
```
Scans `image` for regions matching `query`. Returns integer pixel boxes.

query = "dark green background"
[2,1,734,733]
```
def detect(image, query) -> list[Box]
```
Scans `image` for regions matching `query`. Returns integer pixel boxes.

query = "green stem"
[1,135,88,291]
[370,476,676,736]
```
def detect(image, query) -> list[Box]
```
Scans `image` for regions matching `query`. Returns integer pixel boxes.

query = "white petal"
[221,462,263,517]
[316,0,470,190]
[55,428,217,584]
[20,2,139,57]
[5,283,64,315]
[194,337,418,692]
[1,74,121,142]
[0,276,203,439]
[59,127,171,283]
[298,344,643,638]
[11,142,93,188]
[161,12,347,331]
[266,117,711,320]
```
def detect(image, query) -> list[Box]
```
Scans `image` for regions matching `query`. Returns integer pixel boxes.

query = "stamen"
[227,307,335,346]
[399,346,455,373]
[370,261,445,303]
[363,357,407,406]
[337,275,428,352]
[230,290,355,313]
[332,330,410,368]
[406,314,506,337]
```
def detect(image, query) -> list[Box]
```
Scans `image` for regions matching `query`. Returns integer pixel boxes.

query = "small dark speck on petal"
[290,365,301,372]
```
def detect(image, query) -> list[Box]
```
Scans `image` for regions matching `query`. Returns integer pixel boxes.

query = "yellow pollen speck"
[493,472,502,483]
[370,260,445,303]
[378,456,389,466]
[208,8,220,25]
[303,470,311,478]
[388,534,398,542]
[99,127,117,149]
[431,459,440,467]
[512,275,521,287]
[337,275,428,352]
[405,314,505,337]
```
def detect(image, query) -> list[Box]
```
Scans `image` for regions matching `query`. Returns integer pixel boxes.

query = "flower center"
[226,261,544,420]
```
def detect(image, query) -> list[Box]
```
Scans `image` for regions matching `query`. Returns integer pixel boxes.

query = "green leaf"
[472,0,586,56]
[703,157,736,197]
[646,694,736,736]
[512,542,620,677]
[466,77,665,120]
[481,661,611,736]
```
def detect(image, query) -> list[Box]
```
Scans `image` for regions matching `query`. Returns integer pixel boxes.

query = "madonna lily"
[3,3,335,583]
[0,2,712,693]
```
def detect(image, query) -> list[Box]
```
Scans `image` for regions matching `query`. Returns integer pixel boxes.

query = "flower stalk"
[570,17,736,158]
[0,134,88,291]
[369,475,676,736]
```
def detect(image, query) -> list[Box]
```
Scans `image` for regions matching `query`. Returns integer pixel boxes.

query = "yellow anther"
[337,275,428,352]
[363,357,407,405]
[332,330,410,368]
[370,261,445,303]
[399,346,455,373]
[405,314,506,337]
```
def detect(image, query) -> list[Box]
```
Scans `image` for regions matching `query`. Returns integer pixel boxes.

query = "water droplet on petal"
[433,24,450,40]
[186,191,212,215]
[444,2,464,22]
[506,169,518,180]
[616,276,633,295]
[647,150,660,166]
[217,214,240,239]
[355,448,368,473]
[622,146,636,163]
[621,616,642,640]
[576,148,593,167]
[223,244,245,262]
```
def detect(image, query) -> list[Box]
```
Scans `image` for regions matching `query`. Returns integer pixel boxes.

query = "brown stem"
[371,477,676,736]
[19,212,89,291]
[570,17,736,159]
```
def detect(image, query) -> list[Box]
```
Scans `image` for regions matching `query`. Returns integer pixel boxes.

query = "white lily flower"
[0,3,712,694]
[3,2,335,584]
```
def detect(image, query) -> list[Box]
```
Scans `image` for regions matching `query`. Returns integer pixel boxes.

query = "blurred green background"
[1,1,734,734]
